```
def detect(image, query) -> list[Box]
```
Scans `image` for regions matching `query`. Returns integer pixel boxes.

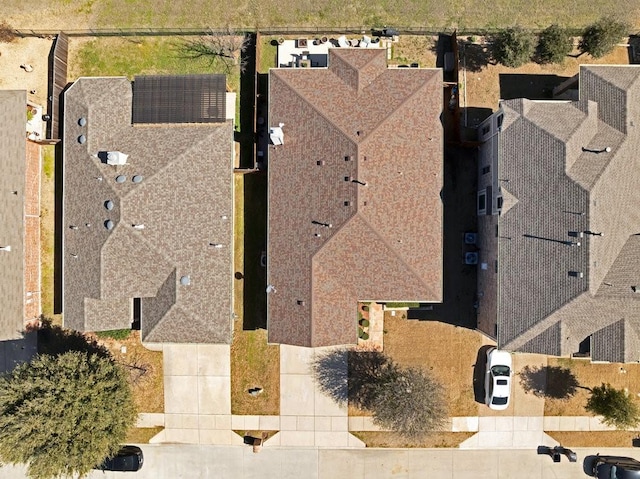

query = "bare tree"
[180,28,250,73]
[312,349,447,439]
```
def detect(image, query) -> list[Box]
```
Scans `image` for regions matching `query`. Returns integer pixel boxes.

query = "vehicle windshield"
[492,397,508,405]
[491,365,510,376]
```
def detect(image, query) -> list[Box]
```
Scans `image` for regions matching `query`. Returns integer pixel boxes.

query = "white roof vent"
[180,275,191,286]
[269,123,285,145]
[107,151,128,166]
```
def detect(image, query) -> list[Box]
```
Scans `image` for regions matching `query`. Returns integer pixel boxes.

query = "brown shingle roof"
[63,77,234,343]
[0,91,27,340]
[268,49,443,347]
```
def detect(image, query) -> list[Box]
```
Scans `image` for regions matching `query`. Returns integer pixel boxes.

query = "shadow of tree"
[518,365,580,399]
[34,317,110,359]
[460,42,493,73]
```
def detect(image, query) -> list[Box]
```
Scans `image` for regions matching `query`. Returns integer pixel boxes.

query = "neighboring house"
[0,90,41,341]
[267,49,443,347]
[477,65,640,362]
[62,75,234,343]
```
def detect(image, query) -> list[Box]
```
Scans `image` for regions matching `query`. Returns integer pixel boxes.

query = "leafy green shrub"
[586,383,640,429]
[491,27,537,67]
[95,329,132,340]
[537,25,573,64]
[579,17,628,58]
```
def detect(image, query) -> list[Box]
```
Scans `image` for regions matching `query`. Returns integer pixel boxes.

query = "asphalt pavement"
[0,444,634,478]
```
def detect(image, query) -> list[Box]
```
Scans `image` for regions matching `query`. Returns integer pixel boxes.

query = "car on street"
[95,445,144,472]
[484,347,512,410]
[590,455,640,478]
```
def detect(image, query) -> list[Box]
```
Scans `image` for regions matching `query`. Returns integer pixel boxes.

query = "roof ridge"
[359,74,436,145]
[356,212,435,295]
[272,71,357,145]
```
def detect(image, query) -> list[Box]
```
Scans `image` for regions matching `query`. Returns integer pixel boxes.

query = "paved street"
[0,444,633,478]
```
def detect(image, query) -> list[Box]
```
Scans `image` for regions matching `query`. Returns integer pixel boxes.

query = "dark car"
[96,445,143,472]
[592,455,640,479]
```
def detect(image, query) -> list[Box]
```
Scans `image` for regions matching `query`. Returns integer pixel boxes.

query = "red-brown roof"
[267,49,443,347]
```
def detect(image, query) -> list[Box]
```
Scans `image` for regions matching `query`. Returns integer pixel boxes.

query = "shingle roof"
[0,91,27,340]
[497,66,640,361]
[63,77,234,343]
[267,49,443,347]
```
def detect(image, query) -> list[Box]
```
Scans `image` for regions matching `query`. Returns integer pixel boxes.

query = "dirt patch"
[93,331,164,414]
[0,38,53,109]
[544,357,640,416]
[547,431,640,448]
[461,43,631,118]
[352,431,474,448]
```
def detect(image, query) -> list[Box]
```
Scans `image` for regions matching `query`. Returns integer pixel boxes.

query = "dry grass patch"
[352,431,474,448]
[125,426,164,444]
[544,357,640,416]
[390,36,438,68]
[230,321,280,415]
[382,314,481,417]
[547,431,640,448]
[95,331,164,414]
[463,44,630,112]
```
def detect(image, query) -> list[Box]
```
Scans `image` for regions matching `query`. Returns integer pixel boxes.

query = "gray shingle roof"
[268,49,443,347]
[0,91,27,340]
[63,77,234,343]
[497,66,640,361]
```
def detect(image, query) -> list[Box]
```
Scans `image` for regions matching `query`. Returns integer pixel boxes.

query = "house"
[476,65,640,362]
[62,75,234,343]
[267,48,443,347]
[0,90,41,341]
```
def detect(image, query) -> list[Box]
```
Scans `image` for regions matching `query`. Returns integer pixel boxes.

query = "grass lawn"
[230,320,280,415]
[95,331,164,414]
[389,36,438,67]
[40,145,57,321]
[4,1,639,31]
[230,174,280,415]
[544,357,640,417]
[258,36,278,73]
[462,44,630,116]
[352,431,475,448]
[381,314,481,417]
[125,426,164,444]
[547,431,640,448]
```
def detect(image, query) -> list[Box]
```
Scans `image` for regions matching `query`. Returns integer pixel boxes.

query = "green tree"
[586,383,640,429]
[491,27,537,68]
[0,351,137,479]
[579,17,628,58]
[537,25,573,64]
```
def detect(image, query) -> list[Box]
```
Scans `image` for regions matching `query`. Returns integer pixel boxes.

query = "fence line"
[13,26,599,38]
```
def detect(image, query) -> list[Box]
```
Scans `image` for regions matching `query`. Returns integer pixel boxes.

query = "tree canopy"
[586,383,640,429]
[579,17,628,58]
[0,351,137,479]
[537,25,573,64]
[312,349,447,439]
[491,27,537,68]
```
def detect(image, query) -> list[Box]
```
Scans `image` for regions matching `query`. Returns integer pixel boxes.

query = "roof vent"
[180,275,191,286]
[78,117,87,126]
[105,200,114,210]
[344,201,352,206]
[115,175,126,183]
[107,151,128,166]
[78,135,86,144]
[0,245,11,252]
[317,160,325,166]
[132,175,143,183]
[105,220,114,230]
[269,123,285,145]
[568,271,584,278]
[344,156,352,162]
[297,300,306,306]
[568,231,584,238]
